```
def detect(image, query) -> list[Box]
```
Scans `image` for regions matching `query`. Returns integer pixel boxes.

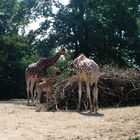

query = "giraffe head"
[73,53,87,67]
[59,47,66,55]
[43,67,60,82]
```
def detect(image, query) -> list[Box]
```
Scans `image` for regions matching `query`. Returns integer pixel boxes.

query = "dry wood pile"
[98,66,140,107]
[42,66,140,111]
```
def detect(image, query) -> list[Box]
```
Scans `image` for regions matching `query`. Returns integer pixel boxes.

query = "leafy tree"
[0,0,139,100]
[0,0,37,99]
[0,35,27,98]
[37,0,140,67]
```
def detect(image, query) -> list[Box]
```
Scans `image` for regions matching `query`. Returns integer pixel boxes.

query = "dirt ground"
[0,100,139,140]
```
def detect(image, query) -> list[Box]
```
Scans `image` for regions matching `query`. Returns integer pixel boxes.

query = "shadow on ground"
[79,111,104,117]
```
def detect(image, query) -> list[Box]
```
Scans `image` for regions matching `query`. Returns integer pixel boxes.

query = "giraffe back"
[74,54,100,82]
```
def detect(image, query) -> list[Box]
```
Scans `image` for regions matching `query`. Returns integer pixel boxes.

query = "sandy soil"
[0,100,139,140]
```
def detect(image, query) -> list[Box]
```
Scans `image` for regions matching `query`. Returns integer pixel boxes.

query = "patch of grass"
[128,136,140,140]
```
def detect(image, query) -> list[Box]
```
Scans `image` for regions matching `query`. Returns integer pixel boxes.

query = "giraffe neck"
[48,51,62,65]
[38,51,62,70]
[48,70,57,82]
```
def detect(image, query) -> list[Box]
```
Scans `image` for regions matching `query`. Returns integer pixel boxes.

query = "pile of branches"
[98,66,140,107]
[42,66,140,111]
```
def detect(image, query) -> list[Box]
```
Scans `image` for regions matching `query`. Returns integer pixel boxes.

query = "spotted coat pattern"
[25,47,66,104]
[73,53,100,113]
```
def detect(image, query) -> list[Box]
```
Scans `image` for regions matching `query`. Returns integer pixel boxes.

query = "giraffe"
[25,47,66,105]
[73,53,100,113]
[35,67,60,111]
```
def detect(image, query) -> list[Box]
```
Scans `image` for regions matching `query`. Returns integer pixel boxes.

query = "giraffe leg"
[26,79,30,105]
[77,81,82,112]
[33,81,37,101]
[53,95,59,111]
[93,82,98,113]
[34,88,41,112]
[35,99,41,112]
[30,80,35,105]
[36,91,45,112]
[35,77,41,103]
[86,81,93,112]
[55,103,59,111]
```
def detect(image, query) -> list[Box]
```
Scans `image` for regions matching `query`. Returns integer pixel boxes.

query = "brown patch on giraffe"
[74,53,99,113]
[25,47,66,104]
[35,68,60,111]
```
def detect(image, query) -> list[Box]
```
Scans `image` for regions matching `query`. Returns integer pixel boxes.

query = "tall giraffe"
[25,47,66,104]
[35,67,60,111]
[73,53,100,113]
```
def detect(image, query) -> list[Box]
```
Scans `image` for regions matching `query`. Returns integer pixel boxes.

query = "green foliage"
[47,50,75,82]
[55,50,75,78]
[128,137,140,140]
[0,0,140,100]
[37,0,140,67]
[0,0,38,99]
